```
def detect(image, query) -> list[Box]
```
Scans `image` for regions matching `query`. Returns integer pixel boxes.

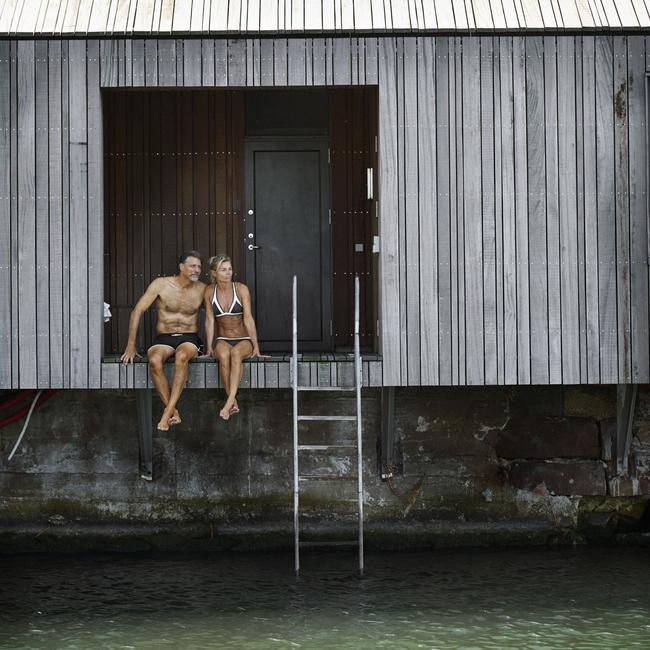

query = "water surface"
[0,547,648,649]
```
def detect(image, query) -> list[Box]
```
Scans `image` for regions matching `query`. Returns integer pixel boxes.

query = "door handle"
[248,244,261,251]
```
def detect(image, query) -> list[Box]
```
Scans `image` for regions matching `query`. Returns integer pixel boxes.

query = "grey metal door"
[245,139,331,351]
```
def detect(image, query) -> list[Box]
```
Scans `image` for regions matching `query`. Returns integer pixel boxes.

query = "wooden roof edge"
[1,23,649,37]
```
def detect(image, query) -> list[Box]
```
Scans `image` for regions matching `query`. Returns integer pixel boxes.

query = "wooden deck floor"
[100,355,383,389]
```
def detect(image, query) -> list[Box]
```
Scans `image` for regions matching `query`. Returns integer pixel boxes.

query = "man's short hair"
[179,250,202,265]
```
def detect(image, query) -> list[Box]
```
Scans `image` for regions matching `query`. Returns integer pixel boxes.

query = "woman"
[204,254,266,420]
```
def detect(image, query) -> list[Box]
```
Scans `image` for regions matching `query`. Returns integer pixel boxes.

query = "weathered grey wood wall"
[0,35,648,388]
[0,39,103,390]
[380,35,650,386]
[379,36,648,384]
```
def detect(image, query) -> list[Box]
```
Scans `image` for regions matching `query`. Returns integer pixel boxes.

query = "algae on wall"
[0,387,648,550]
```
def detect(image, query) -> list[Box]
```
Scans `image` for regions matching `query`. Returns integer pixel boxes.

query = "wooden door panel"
[245,140,331,351]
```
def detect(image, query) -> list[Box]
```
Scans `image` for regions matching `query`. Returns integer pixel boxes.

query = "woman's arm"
[238,283,265,357]
[203,284,215,356]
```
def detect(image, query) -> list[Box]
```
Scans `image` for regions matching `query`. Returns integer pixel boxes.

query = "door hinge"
[374,136,378,153]
[328,208,331,225]
[366,167,374,200]
[328,147,331,164]
[330,320,333,336]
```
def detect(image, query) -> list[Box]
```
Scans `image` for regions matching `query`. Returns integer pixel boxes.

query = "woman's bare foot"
[230,401,239,416]
[219,402,233,420]
[157,406,180,431]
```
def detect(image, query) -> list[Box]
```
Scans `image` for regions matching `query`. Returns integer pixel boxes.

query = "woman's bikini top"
[212,282,244,318]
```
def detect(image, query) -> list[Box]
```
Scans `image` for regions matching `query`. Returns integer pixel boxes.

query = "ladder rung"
[292,274,364,575]
[299,541,359,547]
[298,444,357,451]
[297,415,357,421]
[297,385,357,391]
[299,474,358,481]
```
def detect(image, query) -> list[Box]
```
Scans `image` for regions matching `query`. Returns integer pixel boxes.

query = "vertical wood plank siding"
[0,35,648,387]
[17,40,37,387]
[0,41,11,387]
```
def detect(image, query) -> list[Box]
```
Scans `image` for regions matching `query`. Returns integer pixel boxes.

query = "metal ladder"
[291,275,364,576]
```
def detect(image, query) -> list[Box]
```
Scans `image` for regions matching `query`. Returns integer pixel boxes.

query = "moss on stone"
[564,387,616,420]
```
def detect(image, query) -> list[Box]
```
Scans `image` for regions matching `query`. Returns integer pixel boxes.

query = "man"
[121,251,206,431]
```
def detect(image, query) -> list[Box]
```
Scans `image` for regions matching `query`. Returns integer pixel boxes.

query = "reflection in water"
[0,547,649,649]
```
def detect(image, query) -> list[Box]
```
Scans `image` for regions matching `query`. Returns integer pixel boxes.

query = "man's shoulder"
[146,276,168,292]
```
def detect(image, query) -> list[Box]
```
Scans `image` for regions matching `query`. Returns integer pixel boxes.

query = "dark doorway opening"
[103,87,377,356]
[244,89,331,351]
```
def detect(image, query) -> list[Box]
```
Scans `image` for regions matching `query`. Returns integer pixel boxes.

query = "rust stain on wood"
[615,81,626,120]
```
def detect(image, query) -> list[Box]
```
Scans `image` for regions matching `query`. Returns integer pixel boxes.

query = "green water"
[0,547,648,649]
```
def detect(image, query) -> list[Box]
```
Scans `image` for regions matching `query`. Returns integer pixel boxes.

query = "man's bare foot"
[219,403,232,420]
[169,409,181,426]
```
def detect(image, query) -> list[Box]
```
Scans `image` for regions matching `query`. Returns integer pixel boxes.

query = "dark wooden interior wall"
[103,89,244,354]
[330,87,377,349]
[104,87,376,354]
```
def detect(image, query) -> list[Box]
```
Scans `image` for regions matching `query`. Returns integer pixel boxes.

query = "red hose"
[0,390,35,412]
[0,390,56,429]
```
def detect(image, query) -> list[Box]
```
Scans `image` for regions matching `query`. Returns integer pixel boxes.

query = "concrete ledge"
[0,520,570,553]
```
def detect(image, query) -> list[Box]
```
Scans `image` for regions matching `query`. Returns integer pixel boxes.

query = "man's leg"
[149,346,182,425]
[148,345,175,407]
[157,343,199,431]
[219,341,253,420]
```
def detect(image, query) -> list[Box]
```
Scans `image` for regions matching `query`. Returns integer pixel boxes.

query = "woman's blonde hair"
[208,254,232,280]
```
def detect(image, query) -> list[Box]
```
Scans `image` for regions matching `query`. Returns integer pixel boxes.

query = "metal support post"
[135,388,153,481]
[616,384,638,475]
[380,386,396,479]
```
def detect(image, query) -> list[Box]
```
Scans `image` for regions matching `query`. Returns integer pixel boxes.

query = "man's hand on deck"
[120,343,141,364]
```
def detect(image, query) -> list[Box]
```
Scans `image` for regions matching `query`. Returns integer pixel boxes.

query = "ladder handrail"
[292,274,363,576]
[292,276,299,575]
[354,275,364,575]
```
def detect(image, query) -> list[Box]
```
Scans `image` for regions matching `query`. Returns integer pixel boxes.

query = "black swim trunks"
[148,332,204,354]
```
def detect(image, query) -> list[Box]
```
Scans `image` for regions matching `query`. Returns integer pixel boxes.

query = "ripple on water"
[0,547,649,649]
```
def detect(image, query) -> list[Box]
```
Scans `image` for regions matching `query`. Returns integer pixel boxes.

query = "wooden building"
[1,0,650,389]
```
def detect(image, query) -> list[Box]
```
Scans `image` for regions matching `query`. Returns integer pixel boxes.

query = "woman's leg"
[219,340,253,420]
[215,341,232,395]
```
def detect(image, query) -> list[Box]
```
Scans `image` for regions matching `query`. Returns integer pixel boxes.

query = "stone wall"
[0,386,648,551]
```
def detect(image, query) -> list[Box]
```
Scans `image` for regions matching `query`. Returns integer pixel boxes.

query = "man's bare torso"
[154,276,206,334]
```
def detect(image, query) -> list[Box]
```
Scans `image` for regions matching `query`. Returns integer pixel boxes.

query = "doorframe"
[243,136,332,351]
